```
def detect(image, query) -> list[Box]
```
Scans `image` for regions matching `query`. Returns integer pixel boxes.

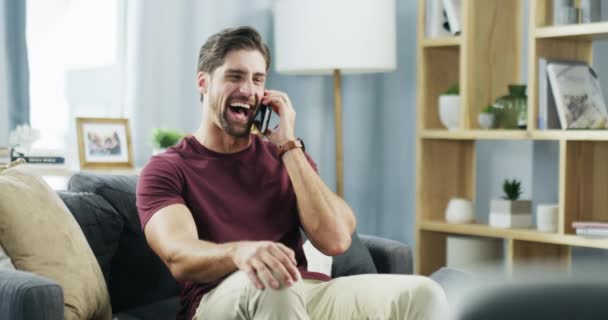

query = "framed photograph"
[76,117,134,169]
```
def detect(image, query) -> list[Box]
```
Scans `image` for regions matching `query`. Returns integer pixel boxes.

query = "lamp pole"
[333,69,343,198]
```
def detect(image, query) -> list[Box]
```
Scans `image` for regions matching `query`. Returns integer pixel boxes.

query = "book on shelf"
[572,221,608,229]
[425,0,452,38]
[441,0,461,35]
[575,228,608,237]
[10,149,66,165]
[538,58,562,129]
[546,60,608,129]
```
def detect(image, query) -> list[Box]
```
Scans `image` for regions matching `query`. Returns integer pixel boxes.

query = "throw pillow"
[0,165,111,320]
[58,191,124,284]
[331,231,378,277]
[68,172,180,311]
[302,240,332,277]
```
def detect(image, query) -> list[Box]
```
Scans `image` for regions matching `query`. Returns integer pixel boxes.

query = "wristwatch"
[277,139,305,157]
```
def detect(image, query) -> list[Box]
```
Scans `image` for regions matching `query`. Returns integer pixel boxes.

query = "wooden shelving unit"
[415,0,608,276]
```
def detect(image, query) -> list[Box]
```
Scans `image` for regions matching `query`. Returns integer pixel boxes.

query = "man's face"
[201,49,267,137]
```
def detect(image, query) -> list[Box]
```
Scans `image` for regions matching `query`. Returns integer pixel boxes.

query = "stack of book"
[572,221,608,237]
[10,149,65,166]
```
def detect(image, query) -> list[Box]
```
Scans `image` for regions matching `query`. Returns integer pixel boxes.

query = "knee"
[256,286,305,306]
[408,277,449,319]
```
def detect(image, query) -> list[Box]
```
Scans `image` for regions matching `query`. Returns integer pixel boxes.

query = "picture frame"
[76,117,134,169]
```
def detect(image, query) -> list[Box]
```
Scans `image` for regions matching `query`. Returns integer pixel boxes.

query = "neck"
[194,106,252,154]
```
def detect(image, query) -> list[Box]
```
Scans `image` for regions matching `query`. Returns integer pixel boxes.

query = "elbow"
[165,249,189,282]
[322,234,352,256]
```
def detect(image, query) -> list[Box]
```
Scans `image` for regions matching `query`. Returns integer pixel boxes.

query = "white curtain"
[0,0,8,146]
[124,0,273,166]
[0,0,30,147]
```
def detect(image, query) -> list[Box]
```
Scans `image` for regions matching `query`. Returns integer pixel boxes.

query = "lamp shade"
[273,0,396,75]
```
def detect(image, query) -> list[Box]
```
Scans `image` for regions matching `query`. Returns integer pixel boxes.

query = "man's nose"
[238,79,254,95]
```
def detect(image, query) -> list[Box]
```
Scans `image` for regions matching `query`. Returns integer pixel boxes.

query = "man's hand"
[261,89,296,147]
[232,241,302,290]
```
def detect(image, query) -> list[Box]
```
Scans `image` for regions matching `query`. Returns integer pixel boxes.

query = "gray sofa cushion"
[68,173,179,312]
[360,234,412,274]
[58,191,123,284]
[0,269,64,320]
[332,232,378,277]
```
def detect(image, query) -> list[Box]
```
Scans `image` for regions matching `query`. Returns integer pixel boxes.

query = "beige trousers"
[192,271,448,320]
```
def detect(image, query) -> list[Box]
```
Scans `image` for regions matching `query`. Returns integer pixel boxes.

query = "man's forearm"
[166,239,238,283]
[281,148,356,256]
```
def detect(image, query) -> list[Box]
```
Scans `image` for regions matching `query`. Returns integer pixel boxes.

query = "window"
[27,0,123,150]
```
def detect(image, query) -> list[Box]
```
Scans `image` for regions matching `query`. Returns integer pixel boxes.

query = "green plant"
[153,129,184,148]
[502,179,522,200]
[442,84,459,95]
[482,105,495,114]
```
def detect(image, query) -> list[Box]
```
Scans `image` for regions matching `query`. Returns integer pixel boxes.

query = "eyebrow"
[225,69,266,78]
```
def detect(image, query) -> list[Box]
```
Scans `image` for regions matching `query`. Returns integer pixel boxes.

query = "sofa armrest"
[359,234,413,275]
[0,269,64,320]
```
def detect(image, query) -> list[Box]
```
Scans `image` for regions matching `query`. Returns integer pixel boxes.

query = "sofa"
[0,173,414,320]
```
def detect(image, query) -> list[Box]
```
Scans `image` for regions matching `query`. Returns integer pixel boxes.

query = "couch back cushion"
[0,165,111,320]
[58,191,124,284]
[331,232,378,277]
[68,173,179,312]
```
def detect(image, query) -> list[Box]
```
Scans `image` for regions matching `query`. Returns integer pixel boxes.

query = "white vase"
[438,95,460,130]
[445,198,474,223]
[478,113,494,129]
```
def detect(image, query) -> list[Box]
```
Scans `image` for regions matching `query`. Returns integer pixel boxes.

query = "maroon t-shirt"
[136,135,330,320]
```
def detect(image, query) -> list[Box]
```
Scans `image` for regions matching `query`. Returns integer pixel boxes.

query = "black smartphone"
[253,104,272,134]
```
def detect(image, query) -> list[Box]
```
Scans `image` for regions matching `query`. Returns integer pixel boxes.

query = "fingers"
[259,251,293,289]
[248,244,300,290]
[262,90,293,115]
[243,264,265,290]
[268,245,301,282]
[276,242,297,265]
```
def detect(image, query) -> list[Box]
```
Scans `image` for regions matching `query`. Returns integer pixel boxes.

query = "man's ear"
[197,71,209,95]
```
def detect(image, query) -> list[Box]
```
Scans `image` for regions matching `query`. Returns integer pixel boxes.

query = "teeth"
[230,102,250,109]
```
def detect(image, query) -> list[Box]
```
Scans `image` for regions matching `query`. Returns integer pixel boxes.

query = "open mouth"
[227,101,253,122]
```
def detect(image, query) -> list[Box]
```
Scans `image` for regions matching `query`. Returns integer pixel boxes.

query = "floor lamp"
[273,0,396,197]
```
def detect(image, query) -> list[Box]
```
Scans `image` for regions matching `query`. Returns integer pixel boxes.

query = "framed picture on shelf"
[76,117,134,169]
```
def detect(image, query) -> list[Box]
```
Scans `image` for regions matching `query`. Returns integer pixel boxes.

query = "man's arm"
[282,148,356,256]
[262,90,357,256]
[144,204,301,289]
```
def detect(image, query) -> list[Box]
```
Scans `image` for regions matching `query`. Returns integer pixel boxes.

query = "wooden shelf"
[415,0,608,276]
[535,22,608,40]
[532,130,608,141]
[420,220,608,250]
[421,36,461,47]
[420,130,530,140]
[17,164,142,177]
[419,129,608,141]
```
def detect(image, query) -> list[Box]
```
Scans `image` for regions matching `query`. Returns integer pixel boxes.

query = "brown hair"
[197,27,270,103]
[198,26,271,75]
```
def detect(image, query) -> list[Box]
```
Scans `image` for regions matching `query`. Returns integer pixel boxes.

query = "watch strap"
[277,139,304,157]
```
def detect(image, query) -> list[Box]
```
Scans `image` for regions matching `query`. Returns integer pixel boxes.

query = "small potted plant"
[489,179,532,229]
[478,105,495,129]
[153,129,184,155]
[438,84,460,130]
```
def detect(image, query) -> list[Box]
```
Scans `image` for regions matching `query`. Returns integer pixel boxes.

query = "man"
[137,26,447,320]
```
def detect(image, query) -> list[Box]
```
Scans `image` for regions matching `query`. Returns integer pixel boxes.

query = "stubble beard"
[217,100,255,138]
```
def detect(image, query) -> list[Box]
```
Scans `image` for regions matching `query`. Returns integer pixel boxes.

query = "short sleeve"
[136,156,185,230]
